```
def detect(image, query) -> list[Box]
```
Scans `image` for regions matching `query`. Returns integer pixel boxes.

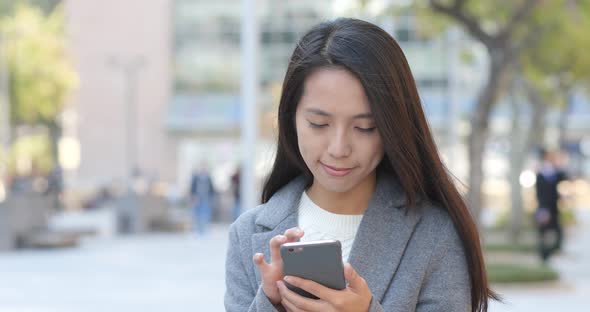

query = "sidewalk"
[0,206,229,312]
[0,207,588,311]
[490,208,590,311]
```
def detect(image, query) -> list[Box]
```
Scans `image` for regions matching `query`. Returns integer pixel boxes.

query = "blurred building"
[170,0,336,191]
[63,0,339,194]
[62,0,485,193]
[62,0,590,196]
[64,0,175,191]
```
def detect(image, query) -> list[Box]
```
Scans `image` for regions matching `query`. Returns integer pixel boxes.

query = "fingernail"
[294,228,301,234]
[279,235,286,241]
[284,276,291,282]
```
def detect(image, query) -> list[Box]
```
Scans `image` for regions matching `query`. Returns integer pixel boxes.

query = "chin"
[315,175,358,194]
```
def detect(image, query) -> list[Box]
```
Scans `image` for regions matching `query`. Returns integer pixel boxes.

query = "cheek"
[299,136,322,160]
[361,136,384,164]
[295,122,317,161]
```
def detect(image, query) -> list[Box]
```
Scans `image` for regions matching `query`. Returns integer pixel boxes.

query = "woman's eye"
[356,127,376,133]
[308,122,328,129]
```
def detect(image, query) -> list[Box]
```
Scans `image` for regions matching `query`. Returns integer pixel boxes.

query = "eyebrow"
[305,108,373,119]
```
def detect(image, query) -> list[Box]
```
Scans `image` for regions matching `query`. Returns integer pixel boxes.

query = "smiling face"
[295,67,384,196]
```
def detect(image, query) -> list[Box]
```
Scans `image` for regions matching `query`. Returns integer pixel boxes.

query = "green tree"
[416,0,590,231]
[0,3,77,169]
[368,0,587,228]
[423,0,547,226]
[521,1,590,146]
[507,0,590,239]
[0,0,61,17]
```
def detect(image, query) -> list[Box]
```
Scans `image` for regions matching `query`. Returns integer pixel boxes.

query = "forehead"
[298,67,371,115]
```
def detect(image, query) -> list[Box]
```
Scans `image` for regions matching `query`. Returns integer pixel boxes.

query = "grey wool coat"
[224,174,471,311]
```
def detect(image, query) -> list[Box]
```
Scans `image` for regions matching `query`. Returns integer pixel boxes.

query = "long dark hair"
[261,18,497,311]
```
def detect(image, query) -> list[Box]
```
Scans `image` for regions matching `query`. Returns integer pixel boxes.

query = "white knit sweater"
[297,191,364,262]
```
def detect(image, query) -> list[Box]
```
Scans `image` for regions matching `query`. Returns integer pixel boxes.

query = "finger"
[281,295,305,312]
[277,281,321,311]
[344,262,356,283]
[270,235,287,264]
[277,281,300,312]
[284,227,304,242]
[344,263,366,290]
[283,275,339,300]
[253,253,268,272]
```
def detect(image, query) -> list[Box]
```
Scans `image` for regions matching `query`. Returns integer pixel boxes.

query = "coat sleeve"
[224,223,282,312]
[415,222,471,312]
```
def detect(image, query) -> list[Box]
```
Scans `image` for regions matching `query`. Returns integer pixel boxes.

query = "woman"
[225,18,497,312]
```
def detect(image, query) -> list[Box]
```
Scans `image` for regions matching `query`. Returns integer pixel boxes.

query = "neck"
[306,173,377,215]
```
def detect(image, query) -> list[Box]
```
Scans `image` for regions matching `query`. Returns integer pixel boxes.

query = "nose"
[327,128,352,158]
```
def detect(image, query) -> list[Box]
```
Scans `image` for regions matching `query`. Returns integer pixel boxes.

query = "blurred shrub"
[488,263,558,283]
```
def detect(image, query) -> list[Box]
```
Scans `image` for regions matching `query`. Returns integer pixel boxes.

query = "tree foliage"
[1,3,77,127]
[521,0,590,93]
[374,0,590,223]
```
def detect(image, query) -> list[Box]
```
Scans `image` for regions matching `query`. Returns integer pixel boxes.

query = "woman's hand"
[276,263,372,312]
[253,227,305,305]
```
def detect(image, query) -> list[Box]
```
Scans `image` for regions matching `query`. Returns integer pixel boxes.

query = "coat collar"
[253,173,409,229]
[254,175,308,230]
[251,173,422,302]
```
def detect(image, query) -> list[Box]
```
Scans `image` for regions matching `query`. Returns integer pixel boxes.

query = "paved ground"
[0,207,588,311]
[0,208,228,312]
[490,208,590,311]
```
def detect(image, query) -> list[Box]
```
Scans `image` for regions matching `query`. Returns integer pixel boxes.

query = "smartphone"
[280,239,346,299]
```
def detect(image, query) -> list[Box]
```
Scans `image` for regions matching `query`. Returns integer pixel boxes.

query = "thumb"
[344,263,363,289]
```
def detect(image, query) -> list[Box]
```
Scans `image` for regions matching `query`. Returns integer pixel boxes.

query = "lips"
[321,163,354,177]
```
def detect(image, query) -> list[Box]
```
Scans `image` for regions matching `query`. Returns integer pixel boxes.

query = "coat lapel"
[250,176,309,284]
[249,173,422,301]
[250,214,298,284]
[348,174,422,303]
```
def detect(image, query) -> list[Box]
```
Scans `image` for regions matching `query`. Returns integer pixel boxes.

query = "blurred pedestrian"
[535,148,568,263]
[231,167,241,221]
[45,165,64,212]
[189,163,215,235]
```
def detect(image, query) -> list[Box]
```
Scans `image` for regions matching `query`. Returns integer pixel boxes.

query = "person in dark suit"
[535,149,568,263]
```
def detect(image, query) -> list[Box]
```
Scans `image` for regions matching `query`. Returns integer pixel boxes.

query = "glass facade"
[173,0,333,94]
[170,1,485,135]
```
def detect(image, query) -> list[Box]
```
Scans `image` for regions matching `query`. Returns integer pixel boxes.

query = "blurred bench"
[0,194,83,251]
[138,194,189,232]
[115,192,190,234]
[0,195,50,251]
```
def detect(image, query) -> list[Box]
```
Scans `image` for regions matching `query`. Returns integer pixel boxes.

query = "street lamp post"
[240,0,259,212]
[108,55,145,234]
[108,56,144,182]
[0,34,11,195]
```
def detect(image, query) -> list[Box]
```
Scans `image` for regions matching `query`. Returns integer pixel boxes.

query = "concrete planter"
[0,195,50,251]
[115,192,186,234]
[0,201,15,250]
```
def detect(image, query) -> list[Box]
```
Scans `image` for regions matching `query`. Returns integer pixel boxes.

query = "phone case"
[280,240,346,299]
